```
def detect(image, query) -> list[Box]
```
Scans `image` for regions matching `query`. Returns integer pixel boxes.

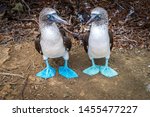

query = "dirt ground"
[0,42,150,100]
[0,0,150,100]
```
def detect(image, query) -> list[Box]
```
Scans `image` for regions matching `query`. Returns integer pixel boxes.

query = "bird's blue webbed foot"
[100,66,118,78]
[83,65,100,76]
[59,60,78,79]
[83,59,100,76]
[36,59,56,79]
[100,58,118,78]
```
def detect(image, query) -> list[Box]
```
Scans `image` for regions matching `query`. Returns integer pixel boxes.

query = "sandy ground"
[0,42,150,100]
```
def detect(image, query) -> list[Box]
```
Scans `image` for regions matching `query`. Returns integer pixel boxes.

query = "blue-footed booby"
[83,7,118,78]
[35,8,78,79]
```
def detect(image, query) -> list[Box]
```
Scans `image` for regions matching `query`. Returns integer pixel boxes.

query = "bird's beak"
[53,14,70,25]
[86,15,97,25]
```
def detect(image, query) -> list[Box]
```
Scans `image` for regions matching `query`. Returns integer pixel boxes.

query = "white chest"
[88,25,110,58]
[40,24,66,58]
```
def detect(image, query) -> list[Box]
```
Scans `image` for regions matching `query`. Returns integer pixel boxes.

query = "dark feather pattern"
[34,34,43,55]
[82,31,90,53]
[109,30,113,50]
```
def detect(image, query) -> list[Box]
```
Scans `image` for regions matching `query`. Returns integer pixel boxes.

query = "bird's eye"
[47,14,56,21]
[47,14,52,19]
[47,13,57,21]
[98,14,101,17]
[95,14,101,20]
[91,14,101,19]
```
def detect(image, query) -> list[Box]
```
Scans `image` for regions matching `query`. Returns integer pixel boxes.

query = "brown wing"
[34,34,43,55]
[60,28,72,51]
[109,30,113,50]
[81,31,90,53]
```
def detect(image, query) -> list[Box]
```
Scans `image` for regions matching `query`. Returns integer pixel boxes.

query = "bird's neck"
[91,23,108,32]
[40,22,58,30]
[92,19,108,27]
[40,23,61,41]
[89,23,109,41]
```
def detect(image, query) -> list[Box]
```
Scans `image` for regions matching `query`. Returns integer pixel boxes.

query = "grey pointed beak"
[86,15,97,25]
[53,14,70,25]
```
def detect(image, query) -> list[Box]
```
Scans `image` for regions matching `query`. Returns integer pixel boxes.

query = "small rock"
[14,44,22,51]
[63,92,70,98]
[48,80,57,86]
[28,75,41,83]
[28,75,36,82]
[137,50,140,53]
[118,21,125,25]
[69,81,75,85]
[80,90,85,96]
[34,85,38,90]
[148,65,150,68]
[48,79,63,86]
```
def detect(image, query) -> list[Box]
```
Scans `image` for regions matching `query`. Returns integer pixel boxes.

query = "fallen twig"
[0,72,24,78]
[21,75,29,100]
[20,64,31,100]
[123,36,138,43]
[21,0,31,15]
[18,18,39,25]
[115,0,125,10]
[125,6,135,22]
[0,39,13,45]
[62,26,79,36]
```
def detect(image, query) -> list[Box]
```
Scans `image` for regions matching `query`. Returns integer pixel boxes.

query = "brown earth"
[0,42,150,100]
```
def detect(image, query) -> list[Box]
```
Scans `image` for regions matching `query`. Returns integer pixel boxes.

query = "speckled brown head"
[87,7,108,25]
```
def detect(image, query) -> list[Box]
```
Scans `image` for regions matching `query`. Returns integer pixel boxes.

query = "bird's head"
[39,8,69,25]
[87,7,108,25]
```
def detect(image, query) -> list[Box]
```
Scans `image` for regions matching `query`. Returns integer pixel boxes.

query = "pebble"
[63,92,70,98]
[80,90,85,96]
[28,75,41,83]
[14,44,22,51]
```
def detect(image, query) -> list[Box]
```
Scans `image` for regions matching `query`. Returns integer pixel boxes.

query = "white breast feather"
[88,25,110,58]
[40,24,66,58]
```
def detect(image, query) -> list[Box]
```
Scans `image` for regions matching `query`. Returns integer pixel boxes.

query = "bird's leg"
[36,59,56,79]
[105,58,109,67]
[83,58,100,76]
[59,60,78,79]
[100,58,118,78]
[59,52,78,79]
[91,59,96,66]
[64,60,68,67]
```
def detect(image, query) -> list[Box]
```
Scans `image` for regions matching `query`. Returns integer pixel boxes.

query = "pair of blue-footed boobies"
[35,7,118,79]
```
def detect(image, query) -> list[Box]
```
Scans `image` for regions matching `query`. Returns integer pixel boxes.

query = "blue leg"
[83,59,100,76]
[100,58,118,78]
[59,60,78,79]
[36,59,56,79]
